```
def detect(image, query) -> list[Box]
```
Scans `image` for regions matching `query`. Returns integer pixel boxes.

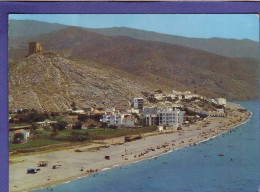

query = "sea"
[33,100,259,192]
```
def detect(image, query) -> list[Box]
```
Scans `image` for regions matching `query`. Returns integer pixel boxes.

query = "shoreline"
[9,103,252,192]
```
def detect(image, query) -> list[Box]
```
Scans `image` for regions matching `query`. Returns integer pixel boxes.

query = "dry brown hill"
[9,27,259,101]
[9,53,171,112]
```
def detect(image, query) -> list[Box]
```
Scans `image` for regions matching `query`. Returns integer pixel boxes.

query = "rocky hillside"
[9,26,259,102]
[9,53,171,112]
[20,27,260,99]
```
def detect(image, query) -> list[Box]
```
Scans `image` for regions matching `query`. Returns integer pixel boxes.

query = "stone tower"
[29,42,42,54]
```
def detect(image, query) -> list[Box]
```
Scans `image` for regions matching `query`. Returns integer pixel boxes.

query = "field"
[9,139,67,150]
[9,126,157,153]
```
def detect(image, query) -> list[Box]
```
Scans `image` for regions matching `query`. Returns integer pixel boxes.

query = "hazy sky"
[9,14,259,41]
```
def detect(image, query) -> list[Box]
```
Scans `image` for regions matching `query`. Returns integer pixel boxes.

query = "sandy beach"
[9,103,251,192]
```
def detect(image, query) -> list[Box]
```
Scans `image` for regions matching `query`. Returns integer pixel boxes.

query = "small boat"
[75,149,82,152]
[163,143,169,147]
[105,155,110,160]
[27,168,39,174]
[218,154,224,157]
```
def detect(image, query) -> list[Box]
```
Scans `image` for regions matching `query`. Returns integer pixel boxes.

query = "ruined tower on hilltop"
[29,42,42,54]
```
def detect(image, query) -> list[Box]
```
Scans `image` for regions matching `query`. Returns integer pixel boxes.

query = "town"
[9,88,226,148]
[9,42,227,150]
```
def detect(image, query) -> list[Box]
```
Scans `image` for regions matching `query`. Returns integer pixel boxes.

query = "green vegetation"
[53,120,67,130]
[9,139,66,151]
[33,126,156,141]
[9,123,31,127]
[89,126,157,140]
[9,108,158,153]
[78,114,88,122]
[9,109,62,124]
[69,131,90,142]
[72,122,82,129]
[12,133,24,144]
[9,126,157,152]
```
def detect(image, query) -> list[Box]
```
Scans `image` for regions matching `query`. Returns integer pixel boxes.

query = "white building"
[216,108,225,113]
[127,108,140,114]
[84,107,93,112]
[37,119,58,126]
[145,114,158,126]
[157,125,164,132]
[130,97,144,110]
[216,98,227,106]
[153,93,164,100]
[102,113,137,127]
[145,107,185,129]
[158,109,185,129]
[105,107,116,112]
[208,98,227,107]
[73,109,85,114]
[122,116,137,126]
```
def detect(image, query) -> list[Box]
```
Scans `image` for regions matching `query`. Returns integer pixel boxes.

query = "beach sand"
[9,103,251,192]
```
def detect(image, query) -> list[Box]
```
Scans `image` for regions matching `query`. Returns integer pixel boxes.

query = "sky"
[9,14,259,42]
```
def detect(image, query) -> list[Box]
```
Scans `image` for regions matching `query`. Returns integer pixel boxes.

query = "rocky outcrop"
[9,53,170,112]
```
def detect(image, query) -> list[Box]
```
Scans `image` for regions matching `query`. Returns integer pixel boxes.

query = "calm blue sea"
[34,100,259,192]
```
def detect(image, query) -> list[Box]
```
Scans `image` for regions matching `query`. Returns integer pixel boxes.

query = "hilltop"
[9,53,171,112]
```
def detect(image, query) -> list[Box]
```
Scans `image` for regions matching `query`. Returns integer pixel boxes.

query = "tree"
[50,128,58,137]
[9,118,14,123]
[69,131,90,142]
[71,102,77,111]
[78,114,88,122]
[89,114,102,122]
[101,122,108,128]
[109,125,117,129]
[53,121,67,130]
[31,122,38,130]
[141,91,150,98]
[50,112,59,117]
[88,124,95,129]
[13,133,24,144]
[72,122,82,130]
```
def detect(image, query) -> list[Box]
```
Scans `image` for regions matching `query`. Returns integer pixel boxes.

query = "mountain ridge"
[9,26,259,102]
[9,19,259,60]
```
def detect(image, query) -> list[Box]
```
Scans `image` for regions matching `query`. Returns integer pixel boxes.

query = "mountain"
[9,20,68,41]
[9,27,259,101]
[9,53,171,112]
[87,27,259,61]
[9,20,259,60]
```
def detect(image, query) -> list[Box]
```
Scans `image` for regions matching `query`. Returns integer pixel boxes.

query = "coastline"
[9,102,252,192]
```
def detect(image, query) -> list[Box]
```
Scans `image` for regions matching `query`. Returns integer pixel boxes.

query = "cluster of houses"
[208,98,227,107]
[9,128,30,143]
[150,90,203,101]
[9,89,227,143]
